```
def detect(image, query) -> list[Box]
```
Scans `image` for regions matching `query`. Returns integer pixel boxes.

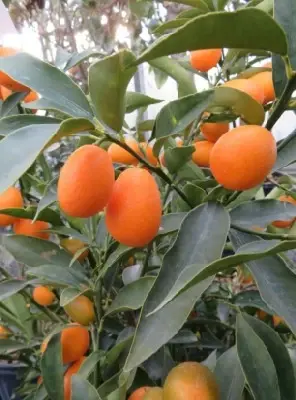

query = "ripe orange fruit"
[143,388,163,400]
[190,49,222,72]
[57,145,114,218]
[0,326,11,338]
[139,142,158,166]
[106,168,162,247]
[163,362,219,400]
[201,122,229,143]
[250,71,275,104]
[0,86,38,102]
[64,295,95,326]
[64,357,86,400]
[13,219,50,240]
[272,195,296,228]
[129,387,151,400]
[60,238,89,263]
[0,47,29,92]
[210,125,276,190]
[32,286,55,306]
[223,78,265,104]
[108,138,140,166]
[257,310,268,321]
[41,325,89,364]
[273,315,285,327]
[0,187,23,226]
[192,141,214,167]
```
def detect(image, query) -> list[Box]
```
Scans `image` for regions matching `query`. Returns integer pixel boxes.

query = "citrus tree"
[0,0,296,399]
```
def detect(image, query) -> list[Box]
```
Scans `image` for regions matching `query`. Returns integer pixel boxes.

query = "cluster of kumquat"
[128,362,220,400]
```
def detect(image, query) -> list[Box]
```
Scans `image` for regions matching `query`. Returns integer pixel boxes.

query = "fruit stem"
[266,73,296,131]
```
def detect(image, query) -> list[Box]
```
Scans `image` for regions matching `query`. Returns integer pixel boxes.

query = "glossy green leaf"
[214,346,245,400]
[233,290,272,313]
[273,128,296,171]
[0,206,62,226]
[124,203,229,371]
[243,313,296,399]
[3,293,33,338]
[22,98,71,114]
[176,160,205,181]
[1,92,26,117]
[72,376,102,400]
[0,53,93,118]
[165,146,195,174]
[158,212,187,236]
[153,86,264,139]
[137,119,154,132]
[63,49,103,71]
[179,183,207,209]
[149,57,196,97]
[35,191,57,221]
[48,226,88,242]
[60,287,84,306]
[104,335,133,367]
[89,50,137,132]
[0,339,31,354]
[0,303,29,334]
[154,19,190,35]
[125,92,162,113]
[41,333,64,400]
[105,277,155,316]
[0,115,61,137]
[169,0,210,8]
[78,351,105,378]
[230,199,296,228]
[230,230,296,334]
[27,265,89,289]
[96,245,133,281]
[236,314,280,400]
[0,280,28,301]
[133,9,287,65]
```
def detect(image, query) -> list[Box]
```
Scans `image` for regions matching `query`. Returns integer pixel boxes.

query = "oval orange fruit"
[106,168,162,247]
[139,142,158,166]
[64,295,95,326]
[192,141,214,167]
[33,286,55,306]
[60,238,89,262]
[250,71,275,104]
[64,357,86,400]
[13,219,50,239]
[163,362,219,400]
[129,387,151,400]
[0,187,23,226]
[190,49,222,72]
[108,138,140,166]
[57,145,114,218]
[0,326,11,339]
[201,122,229,143]
[223,78,265,104]
[210,125,276,190]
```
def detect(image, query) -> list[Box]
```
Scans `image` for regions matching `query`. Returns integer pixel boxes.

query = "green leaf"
[154,19,191,35]
[133,9,288,65]
[273,128,296,171]
[105,277,155,317]
[27,265,89,289]
[233,290,272,313]
[72,375,102,400]
[1,92,26,117]
[230,199,296,228]
[3,234,77,266]
[35,191,57,221]
[48,226,88,242]
[213,0,230,10]
[89,50,136,132]
[96,245,133,281]
[78,351,105,379]
[165,146,195,174]
[41,333,64,400]
[169,0,211,8]
[137,119,154,132]
[60,287,84,306]
[0,115,61,137]
[272,0,296,97]
[153,87,264,139]
[214,346,245,400]
[123,203,229,372]
[63,49,103,71]
[149,57,196,97]
[159,212,187,236]
[0,303,29,334]
[0,206,62,226]
[0,339,31,355]
[3,293,33,339]
[0,280,28,301]
[0,53,93,118]
[104,335,133,367]
[125,92,162,113]
[243,313,296,399]
[230,230,296,334]
[236,314,280,400]
[178,183,207,209]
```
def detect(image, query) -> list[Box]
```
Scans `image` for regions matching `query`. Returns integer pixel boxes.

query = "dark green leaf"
[104,335,133,367]
[230,199,296,228]
[273,128,296,171]
[137,119,154,132]
[64,49,103,71]
[0,206,62,226]
[60,287,84,306]
[0,53,93,118]
[96,245,133,281]
[179,183,207,208]
[0,115,61,137]
[133,9,287,65]
[230,230,296,334]
[0,280,28,301]
[169,0,210,8]
[124,203,229,371]
[0,339,31,355]
[149,57,196,97]
[233,290,272,313]
[105,277,155,316]
[48,226,88,242]
[154,19,191,35]
[125,92,162,113]
[169,329,197,344]
[35,191,57,221]
[213,0,230,10]
[165,146,195,174]
[41,333,64,400]
[243,313,296,400]
[89,50,136,132]
[236,314,280,400]
[159,212,187,235]
[153,87,264,139]
[214,346,245,400]
[72,375,102,400]
[1,92,26,117]
[3,293,33,338]
[78,351,105,379]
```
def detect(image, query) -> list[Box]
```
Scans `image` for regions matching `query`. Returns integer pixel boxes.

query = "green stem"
[90,324,99,386]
